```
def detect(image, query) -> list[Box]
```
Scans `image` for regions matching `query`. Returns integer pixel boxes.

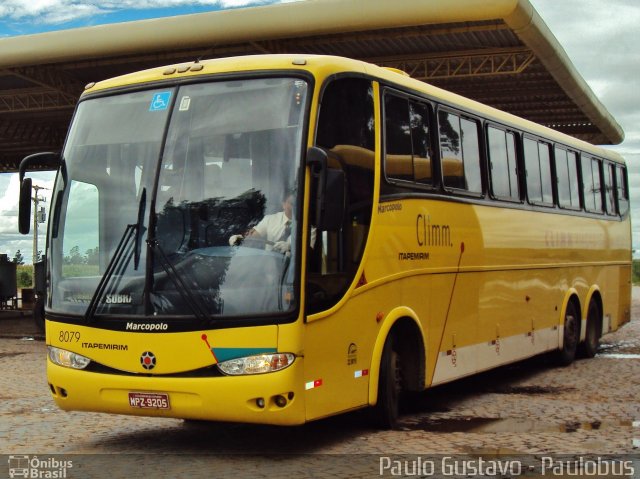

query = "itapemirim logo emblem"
[8,455,73,478]
[140,351,157,370]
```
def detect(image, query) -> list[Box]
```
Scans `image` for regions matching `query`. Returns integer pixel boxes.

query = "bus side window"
[524,137,553,206]
[603,162,616,216]
[487,125,519,201]
[410,101,432,186]
[582,155,603,214]
[615,165,629,216]
[384,94,413,183]
[460,117,482,193]
[567,150,580,208]
[383,92,433,187]
[438,110,482,194]
[592,158,604,213]
[555,146,571,209]
[439,110,463,190]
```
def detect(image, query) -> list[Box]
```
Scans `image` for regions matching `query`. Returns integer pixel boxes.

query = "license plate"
[128,392,170,410]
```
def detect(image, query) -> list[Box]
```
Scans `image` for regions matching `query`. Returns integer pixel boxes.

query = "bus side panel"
[617,264,632,329]
[366,200,631,388]
[610,264,632,330]
[303,292,384,421]
[303,196,631,419]
[427,271,478,384]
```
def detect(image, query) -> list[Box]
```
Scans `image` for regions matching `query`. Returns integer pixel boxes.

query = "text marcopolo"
[126,322,169,331]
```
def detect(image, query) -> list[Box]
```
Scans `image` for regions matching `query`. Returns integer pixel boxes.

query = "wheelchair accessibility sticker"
[150,91,172,111]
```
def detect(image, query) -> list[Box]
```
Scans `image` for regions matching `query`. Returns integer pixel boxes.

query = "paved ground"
[1,290,639,478]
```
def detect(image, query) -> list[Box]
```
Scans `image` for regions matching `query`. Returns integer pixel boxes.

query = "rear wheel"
[374,333,402,429]
[579,300,601,358]
[557,300,579,366]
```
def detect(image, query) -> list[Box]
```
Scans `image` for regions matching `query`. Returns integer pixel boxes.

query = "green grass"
[62,264,100,277]
[16,264,100,288]
[633,259,640,285]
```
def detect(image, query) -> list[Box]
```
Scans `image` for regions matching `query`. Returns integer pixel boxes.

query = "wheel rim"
[584,302,601,354]
[392,351,402,396]
[565,311,578,350]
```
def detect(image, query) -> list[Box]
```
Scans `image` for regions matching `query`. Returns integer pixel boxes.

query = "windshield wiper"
[84,189,147,322]
[84,224,135,322]
[134,188,147,269]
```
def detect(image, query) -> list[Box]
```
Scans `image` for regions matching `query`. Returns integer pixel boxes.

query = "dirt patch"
[0,352,26,359]
[488,385,573,395]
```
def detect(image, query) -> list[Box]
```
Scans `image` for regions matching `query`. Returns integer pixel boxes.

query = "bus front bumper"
[47,358,306,425]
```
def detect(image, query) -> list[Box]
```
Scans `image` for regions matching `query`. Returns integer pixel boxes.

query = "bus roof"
[87,53,625,164]
[0,0,624,172]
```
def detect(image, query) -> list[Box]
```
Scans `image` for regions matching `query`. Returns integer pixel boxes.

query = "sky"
[0,0,638,262]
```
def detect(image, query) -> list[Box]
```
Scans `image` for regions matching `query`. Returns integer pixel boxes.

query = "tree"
[12,249,24,265]
[17,268,32,288]
[85,247,99,265]
[67,245,84,265]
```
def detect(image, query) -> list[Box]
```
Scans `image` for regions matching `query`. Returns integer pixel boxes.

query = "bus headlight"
[217,353,295,375]
[48,346,91,369]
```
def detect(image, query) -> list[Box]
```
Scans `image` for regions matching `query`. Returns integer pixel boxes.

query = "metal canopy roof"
[0,0,624,173]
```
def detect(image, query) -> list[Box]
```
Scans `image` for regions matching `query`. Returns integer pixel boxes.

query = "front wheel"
[373,333,402,429]
[557,301,579,366]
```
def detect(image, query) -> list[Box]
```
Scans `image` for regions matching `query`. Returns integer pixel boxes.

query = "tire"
[579,300,601,358]
[557,300,579,366]
[374,333,402,429]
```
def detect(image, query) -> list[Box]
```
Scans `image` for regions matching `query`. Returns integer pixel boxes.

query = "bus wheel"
[374,333,402,429]
[557,301,579,366]
[579,300,601,358]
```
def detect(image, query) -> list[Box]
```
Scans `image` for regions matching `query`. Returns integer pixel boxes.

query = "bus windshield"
[48,77,308,321]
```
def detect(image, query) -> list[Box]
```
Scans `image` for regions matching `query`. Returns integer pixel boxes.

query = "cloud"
[0,173,20,235]
[0,172,53,261]
[531,0,640,255]
[531,1,640,112]
[0,0,279,25]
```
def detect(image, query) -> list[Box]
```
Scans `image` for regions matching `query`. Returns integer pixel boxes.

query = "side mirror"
[19,152,60,182]
[18,152,60,235]
[307,146,346,231]
[19,177,32,234]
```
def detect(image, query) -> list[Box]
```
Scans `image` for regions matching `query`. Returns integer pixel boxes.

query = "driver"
[229,192,295,253]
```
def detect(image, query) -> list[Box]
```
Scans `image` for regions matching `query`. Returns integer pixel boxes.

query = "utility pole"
[31,184,48,267]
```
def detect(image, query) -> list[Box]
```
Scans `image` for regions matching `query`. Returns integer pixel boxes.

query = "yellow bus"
[20,55,631,428]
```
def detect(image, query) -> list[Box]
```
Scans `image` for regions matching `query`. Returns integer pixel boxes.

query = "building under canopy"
[0,0,623,172]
